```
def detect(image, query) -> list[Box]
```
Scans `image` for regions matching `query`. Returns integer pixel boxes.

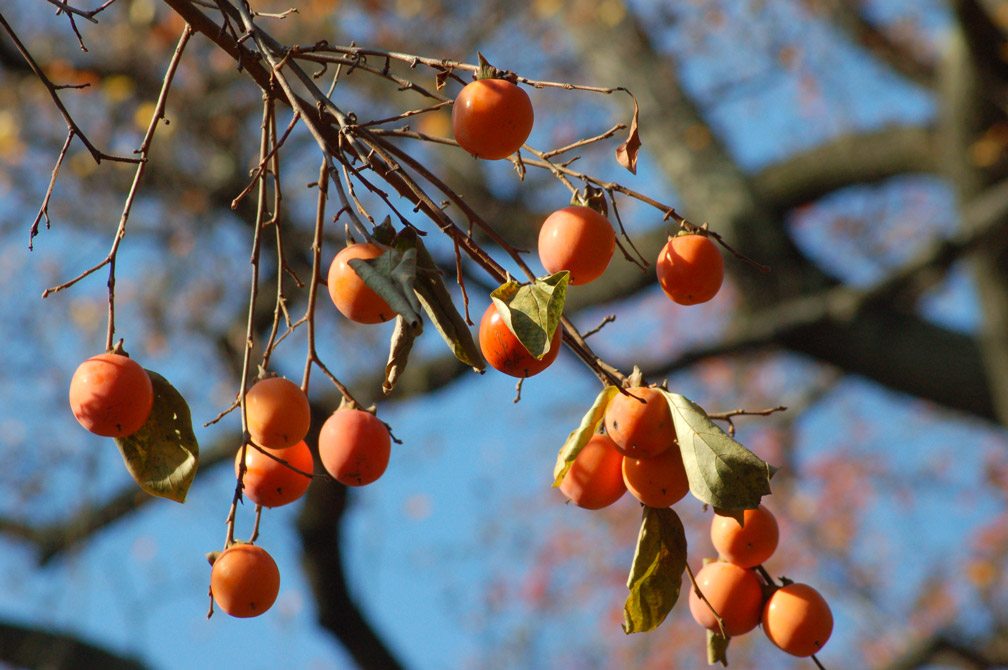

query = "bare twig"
[0,13,140,164]
[27,129,74,249]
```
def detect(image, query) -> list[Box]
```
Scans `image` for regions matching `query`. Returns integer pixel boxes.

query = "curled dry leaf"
[615,92,641,174]
[707,629,731,666]
[383,315,422,394]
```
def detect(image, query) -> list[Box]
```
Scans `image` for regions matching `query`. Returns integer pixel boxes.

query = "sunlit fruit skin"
[245,377,311,450]
[327,243,395,324]
[318,408,391,487]
[656,234,724,305]
[235,440,313,508]
[622,447,689,507]
[210,543,280,618]
[452,78,534,160]
[688,560,764,637]
[710,504,779,568]
[478,304,561,378]
[603,386,676,458]
[559,433,627,509]
[762,583,834,657]
[69,353,153,437]
[537,206,616,285]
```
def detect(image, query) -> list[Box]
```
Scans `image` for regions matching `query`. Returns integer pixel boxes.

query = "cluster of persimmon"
[555,389,832,660]
[691,506,834,658]
[463,75,725,376]
[333,68,723,379]
[208,376,393,617]
[65,64,731,624]
[558,386,687,509]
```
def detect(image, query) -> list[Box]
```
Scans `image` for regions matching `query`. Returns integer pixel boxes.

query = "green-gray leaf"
[552,386,618,486]
[406,231,485,371]
[114,370,199,503]
[348,247,423,325]
[622,507,687,634]
[490,272,569,359]
[663,392,774,511]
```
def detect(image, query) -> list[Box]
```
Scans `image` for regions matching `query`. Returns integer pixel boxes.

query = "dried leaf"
[435,69,450,91]
[490,272,569,359]
[662,392,774,511]
[615,93,641,174]
[552,386,618,486]
[383,315,422,394]
[707,629,730,666]
[623,507,687,634]
[114,370,199,503]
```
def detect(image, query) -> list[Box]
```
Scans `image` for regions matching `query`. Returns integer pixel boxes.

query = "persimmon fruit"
[236,440,313,508]
[622,446,689,508]
[537,205,615,285]
[318,408,391,487]
[558,433,626,509]
[327,242,395,324]
[762,582,833,657]
[603,386,676,458]
[210,543,280,618]
[452,78,533,160]
[688,560,764,637]
[478,304,561,378]
[710,504,779,568]
[244,376,310,450]
[656,233,724,305]
[69,352,153,437]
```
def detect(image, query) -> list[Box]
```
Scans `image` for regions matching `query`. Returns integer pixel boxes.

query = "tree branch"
[752,124,938,211]
[882,627,1008,670]
[641,177,1008,422]
[0,619,148,670]
[297,473,405,670]
[941,11,1008,425]
[818,0,937,88]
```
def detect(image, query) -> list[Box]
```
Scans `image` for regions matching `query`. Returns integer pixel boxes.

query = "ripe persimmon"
[710,504,779,568]
[69,352,153,437]
[622,447,689,508]
[327,243,395,324]
[537,206,615,285]
[210,543,280,618]
[603,386,676,458]
[656,233,724,305]
[559,433,626,509]
[245,377,311,450]
[478,304,561,378]
[762,582,833,657]
[452,78,533,160]
[236,440,313,508]
[688,560,764,637]
[318,408,391,487]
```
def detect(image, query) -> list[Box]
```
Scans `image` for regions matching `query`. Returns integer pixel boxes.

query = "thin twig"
[541,123,625,159]
[582,315,616,339]
[226,93,274,549]
[231,110,300,210]
[28,129,74,249]
[0,13,140,164]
